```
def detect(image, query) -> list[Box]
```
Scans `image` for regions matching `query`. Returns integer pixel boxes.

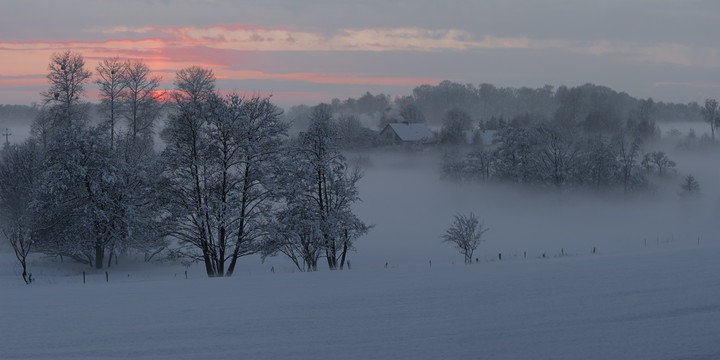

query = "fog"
[1,106,718,273]
[349,144,720,269]
[0,119,33,145]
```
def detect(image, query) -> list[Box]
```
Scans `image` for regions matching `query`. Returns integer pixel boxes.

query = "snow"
[2,150,720,359]
[383,123,436,142]
[1,246,719,359]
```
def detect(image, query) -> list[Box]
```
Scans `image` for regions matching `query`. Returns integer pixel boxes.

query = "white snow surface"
[1,247,719,359]
[383,123,436,142]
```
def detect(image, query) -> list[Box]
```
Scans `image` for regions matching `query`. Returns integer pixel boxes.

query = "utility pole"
[2,128,10,146]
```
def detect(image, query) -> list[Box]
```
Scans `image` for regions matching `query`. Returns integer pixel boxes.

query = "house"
[379,122,436,145]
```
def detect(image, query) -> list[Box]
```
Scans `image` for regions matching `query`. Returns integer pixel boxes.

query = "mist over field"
[1,109,718,273]
[349,144,720,269]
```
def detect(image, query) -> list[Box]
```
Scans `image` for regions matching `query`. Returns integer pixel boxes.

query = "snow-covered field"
[1,246,719,359]
[1,150,719,359]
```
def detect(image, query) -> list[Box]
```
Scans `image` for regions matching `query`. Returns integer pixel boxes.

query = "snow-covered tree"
[264,183,323,272]
[269,104,369,271]
[493,126,540,183]
[33,125,124,268]
[161,67,287,276]
[336,114,377,149]
[0,141,41,283]
[578,136,617,189]
[399,103,426,124]
[535,125,578,188]
[442,212,489,265]
[439,108,473,145]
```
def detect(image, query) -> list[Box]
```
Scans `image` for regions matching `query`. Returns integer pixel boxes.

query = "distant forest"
[286,81,704,132]
[1,81,705,132]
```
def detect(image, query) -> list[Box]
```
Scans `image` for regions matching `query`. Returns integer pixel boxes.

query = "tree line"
[303,81,708,130]
[442,124,686,193]
[0,51,368,283]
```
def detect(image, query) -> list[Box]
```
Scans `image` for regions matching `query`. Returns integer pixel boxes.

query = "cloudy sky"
[1,0,719,108]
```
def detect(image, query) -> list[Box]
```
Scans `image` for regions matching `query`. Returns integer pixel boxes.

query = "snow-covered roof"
[384,123,436,142]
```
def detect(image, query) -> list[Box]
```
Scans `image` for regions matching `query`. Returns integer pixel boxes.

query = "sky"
[1,0,719,109]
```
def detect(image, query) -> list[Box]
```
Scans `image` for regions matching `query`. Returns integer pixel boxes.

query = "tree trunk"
[339,238,348,270]
[200,235,216,277]
[94,240,104,269]
[226,170,251,277]
[107,243,115,268]
[21,261,29,285]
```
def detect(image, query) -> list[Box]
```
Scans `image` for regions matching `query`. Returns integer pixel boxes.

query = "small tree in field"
[442,212,489,264]
[680,174,700,196]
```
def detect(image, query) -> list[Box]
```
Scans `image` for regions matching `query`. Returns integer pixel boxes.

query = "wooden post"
[105,272,109,282]
[83,272,86,284]
[184,270,188,280]
[498,253,502,261]
[2,128,11,146]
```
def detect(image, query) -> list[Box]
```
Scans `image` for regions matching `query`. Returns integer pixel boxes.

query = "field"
[2,246,719,359]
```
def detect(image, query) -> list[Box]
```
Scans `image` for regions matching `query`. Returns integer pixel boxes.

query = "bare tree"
[442,212,489,264]
[41,51,92,127]
[173,65,215,104]
[615,135,643,193]
[122,60,163,144]
[96,57,127,149]
[650,151,676,177]
[680,174,700,196]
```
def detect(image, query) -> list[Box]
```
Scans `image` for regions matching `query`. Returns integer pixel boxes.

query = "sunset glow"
[0,25,457,106]
[1,1,719,107]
